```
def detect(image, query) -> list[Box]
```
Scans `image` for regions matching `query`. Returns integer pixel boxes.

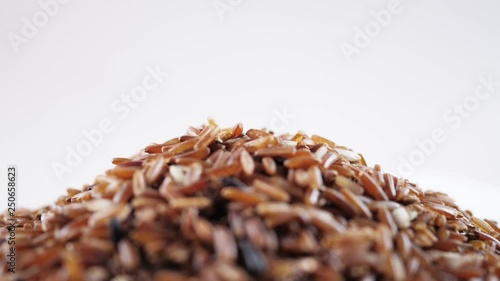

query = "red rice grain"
[2,121,499,281]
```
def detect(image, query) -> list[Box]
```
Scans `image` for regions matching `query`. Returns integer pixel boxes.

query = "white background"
[1,0,499,219]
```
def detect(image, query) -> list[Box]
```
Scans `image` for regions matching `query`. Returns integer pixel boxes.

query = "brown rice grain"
[4,121,499,281]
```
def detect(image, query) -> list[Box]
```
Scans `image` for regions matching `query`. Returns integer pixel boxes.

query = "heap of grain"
[2,120,499,281]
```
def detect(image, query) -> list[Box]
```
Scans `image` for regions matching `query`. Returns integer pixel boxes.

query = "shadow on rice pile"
[2,120,500,281]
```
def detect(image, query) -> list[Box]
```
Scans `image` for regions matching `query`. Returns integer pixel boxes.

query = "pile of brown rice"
[2,120,499,281]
